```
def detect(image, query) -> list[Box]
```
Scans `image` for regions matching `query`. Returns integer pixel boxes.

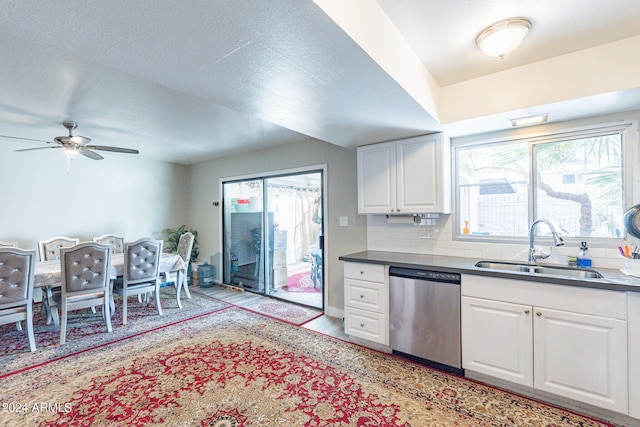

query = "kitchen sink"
[474,260,604,279]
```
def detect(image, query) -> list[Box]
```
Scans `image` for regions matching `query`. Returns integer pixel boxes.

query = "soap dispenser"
[577,241,592,268]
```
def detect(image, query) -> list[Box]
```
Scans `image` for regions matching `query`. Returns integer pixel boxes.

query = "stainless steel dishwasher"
[389,267,462,374]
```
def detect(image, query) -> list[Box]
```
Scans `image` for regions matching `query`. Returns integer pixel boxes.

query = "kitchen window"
[454,122,633,243]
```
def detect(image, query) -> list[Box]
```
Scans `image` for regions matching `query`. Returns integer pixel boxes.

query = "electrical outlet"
[339,216,349,226]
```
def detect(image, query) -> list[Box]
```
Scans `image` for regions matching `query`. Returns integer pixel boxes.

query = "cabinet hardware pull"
[360,271,364,275]
[536,312,542,316]
[360,294,365,298]
[524,310,530,314]
[360,323,365,327]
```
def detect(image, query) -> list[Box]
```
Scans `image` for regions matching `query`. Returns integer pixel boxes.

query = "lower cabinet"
[461,297,533,386]
[462,275,628,414]
[343,262,388,345]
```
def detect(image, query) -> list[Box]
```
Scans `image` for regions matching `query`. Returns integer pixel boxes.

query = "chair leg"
[59,300,68,345]
[182,270,192,299]
[122,288,128,325]
[26,304,36,352]
[154,283,163,316]
[103,300,112,333]
[16,321,22,331]
[176,281,183,309]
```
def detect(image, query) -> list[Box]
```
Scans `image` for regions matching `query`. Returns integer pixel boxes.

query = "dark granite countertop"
[339,250,640,293]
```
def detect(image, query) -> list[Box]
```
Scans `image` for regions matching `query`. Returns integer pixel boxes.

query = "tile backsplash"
[366,214,626,270]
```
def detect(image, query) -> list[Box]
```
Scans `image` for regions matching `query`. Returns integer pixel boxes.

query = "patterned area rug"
[283,271,320,293]
[235,298,323,325]
[0,287,230,376]
[3,307,613,427]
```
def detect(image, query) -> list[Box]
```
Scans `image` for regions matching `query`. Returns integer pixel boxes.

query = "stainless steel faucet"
[529,219,564,263]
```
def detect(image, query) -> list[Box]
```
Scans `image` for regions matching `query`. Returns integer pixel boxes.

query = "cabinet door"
[357,142,396,214]
[396,134,449,213]
[534,307,628,413]
[461,296,533,386]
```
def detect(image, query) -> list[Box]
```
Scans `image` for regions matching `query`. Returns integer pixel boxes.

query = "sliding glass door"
[222,170,323,309]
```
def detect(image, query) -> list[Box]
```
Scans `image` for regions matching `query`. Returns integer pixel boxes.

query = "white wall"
[0,150,188,250]
[367,110,640,270]
[188,138,367,315]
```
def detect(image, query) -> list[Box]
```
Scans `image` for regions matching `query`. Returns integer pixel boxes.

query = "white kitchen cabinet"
[461,275,628,414]
[461,296,533,386]
[628,292,640,419]
[534,307,627,412]
[343,262,388,345]
[357,133,450,214]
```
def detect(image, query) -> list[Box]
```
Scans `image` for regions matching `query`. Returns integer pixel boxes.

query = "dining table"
[34,252,188,319]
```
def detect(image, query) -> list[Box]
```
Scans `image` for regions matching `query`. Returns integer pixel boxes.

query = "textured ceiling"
[0,0,639,165]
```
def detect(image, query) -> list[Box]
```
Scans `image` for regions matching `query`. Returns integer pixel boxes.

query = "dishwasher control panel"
[389,267,461,284]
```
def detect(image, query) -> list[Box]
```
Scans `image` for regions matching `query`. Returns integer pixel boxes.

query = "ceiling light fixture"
[475,17,532,58]
[511,113,548,127]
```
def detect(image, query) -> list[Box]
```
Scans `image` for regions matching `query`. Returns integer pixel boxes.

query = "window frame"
[452,120,636,247]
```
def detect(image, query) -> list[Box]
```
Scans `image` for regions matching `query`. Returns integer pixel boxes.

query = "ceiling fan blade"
[1,134,52,144]
[78,148,104,160]
[86,145,139,154]
[15,146,63,152]
[73,135,91,146]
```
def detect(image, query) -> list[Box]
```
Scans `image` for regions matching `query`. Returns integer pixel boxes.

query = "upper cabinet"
[357,133,450,214]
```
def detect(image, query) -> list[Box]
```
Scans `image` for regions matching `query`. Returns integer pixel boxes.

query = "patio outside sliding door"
[222,170,323,310]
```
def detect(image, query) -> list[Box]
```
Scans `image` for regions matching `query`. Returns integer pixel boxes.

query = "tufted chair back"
[0,248,37,352]
[124,238,163,283]
[38,236,80,261]
[58,242,112,345]
[176,232,195,264]
[60,243,112,294]
[92,234,125,254]
[0,248,36,308]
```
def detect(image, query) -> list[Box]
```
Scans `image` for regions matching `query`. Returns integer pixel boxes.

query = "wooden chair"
[92,234,125,254]
[57,243,113,345]
[112,238,163,325]
[0,248,37,352]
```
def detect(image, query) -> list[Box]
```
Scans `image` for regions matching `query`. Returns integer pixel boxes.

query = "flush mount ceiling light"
[511,113,548,127]
[475,17,532,58]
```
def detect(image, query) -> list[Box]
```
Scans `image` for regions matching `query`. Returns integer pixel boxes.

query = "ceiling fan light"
[476,18,531,58]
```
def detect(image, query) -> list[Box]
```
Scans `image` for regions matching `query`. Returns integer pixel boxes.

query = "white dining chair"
[162,232,194,308]
[0,241,18,248]
[56,242,113,345]
[0,248,37,352]
[38,236,80,261]
[92,234,125,254]
[112,238,163,325]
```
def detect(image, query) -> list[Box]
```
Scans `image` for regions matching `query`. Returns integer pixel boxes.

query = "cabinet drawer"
[344,307,387,345]
[345,278,385,313]
[344,262,385,282]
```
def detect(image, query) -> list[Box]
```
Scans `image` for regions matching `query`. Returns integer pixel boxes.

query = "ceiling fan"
[2,121,139,160]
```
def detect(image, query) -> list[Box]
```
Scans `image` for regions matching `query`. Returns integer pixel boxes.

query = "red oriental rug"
[3,307,613,427]
[283,271,320,293]
[0,287,230,376]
